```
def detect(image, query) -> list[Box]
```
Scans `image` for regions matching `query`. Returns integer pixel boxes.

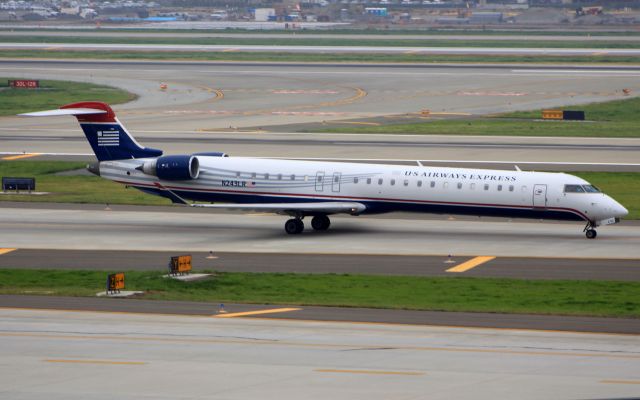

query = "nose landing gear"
[583,222,597,239]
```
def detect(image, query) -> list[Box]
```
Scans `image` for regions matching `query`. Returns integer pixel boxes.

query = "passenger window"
[277,174,282,180]
[251,172,256,178]
[378,178,383,185]
[354,177,359,184]
[498,185,502,191]
[457,182,462,189]
[509,185,514,192]
[334,175,339,183]
[564,184,585,193]
[290,174,295,180]
[236,171,241,178]
[470,183,476,190]
[265,173,269,180]
[484,184,489,191]
[443,182,449,189]
[390,179,395,186]
[304,175,308,181]
[317,175,322,182]
[417,180,422,187]
[404,180,409,186]
[430,181,435,188]
[367,178,371,184]
[521,185,527,192]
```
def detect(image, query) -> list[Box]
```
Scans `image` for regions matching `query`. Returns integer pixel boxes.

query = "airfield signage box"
[169,255,192,275]
[8,80,39,89]
[106,272,125,294]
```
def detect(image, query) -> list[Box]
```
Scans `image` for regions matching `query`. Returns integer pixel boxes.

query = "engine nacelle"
[141,155,199,180]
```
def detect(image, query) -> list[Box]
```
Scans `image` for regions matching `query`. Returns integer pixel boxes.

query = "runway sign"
[107,272,125,293]
[542,110,563,120]
[169,255,192,275]
[8,80,39,89]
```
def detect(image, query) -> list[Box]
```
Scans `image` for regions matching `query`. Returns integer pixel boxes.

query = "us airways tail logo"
[97,130,119,147]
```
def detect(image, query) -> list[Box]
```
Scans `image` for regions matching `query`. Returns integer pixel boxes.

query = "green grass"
[320,96,640,138]
[0,161,170,205]
[1,269,639,318]
[0,78,136,116]
[4,35,640,49]
[0,161,637,219]
[2,49,640,64]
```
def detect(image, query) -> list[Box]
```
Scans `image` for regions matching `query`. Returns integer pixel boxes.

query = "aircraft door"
[315,171,325,192]
[332,172,341,192]
[533,184,547,208]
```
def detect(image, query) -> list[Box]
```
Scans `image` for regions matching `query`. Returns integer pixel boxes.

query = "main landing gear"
[284,215,331,234]
[583,222,597,239]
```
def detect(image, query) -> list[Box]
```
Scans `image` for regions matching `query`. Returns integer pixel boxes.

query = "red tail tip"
[61,101,116,123]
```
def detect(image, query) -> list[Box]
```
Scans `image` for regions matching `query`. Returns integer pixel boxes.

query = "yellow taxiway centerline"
[44,359,146,365]
[601,380,640,385]
[2,153,41,160]
[446,256,496,273]
[0,248,17,256]
[316,369,425,376]
[214,307,301,318]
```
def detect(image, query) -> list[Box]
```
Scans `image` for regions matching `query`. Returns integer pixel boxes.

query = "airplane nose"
[609,198,628,218]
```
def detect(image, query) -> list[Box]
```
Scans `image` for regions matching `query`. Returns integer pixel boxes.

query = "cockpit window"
[564,184,585,193]
[583,185,601,193]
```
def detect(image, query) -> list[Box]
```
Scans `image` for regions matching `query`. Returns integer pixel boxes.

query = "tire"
[311,215,331,231]
[586,229,597,239]
[285,218,304,234]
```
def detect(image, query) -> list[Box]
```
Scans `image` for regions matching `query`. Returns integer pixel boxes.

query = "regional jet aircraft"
[21,102,628,238]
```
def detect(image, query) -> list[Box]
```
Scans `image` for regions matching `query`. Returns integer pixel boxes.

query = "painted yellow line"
[446,256,496,273]
[601,380,640,385]
[214,307,301,318]
[0,248,17,256]
[44,359,146,365]
[316,369,425,376]
[222,48,239,52]
[2,153,41,160]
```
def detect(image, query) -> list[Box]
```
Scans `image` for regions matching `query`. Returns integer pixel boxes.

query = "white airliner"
[21,101,628,238]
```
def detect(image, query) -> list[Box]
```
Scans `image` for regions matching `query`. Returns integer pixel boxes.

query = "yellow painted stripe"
[44,359,146,365]
[316,369,425,376]
[2,153,41,160]
[446,256,496,273]
[0,248,17,256]
[428,112,473,116]
[215,307,301,318]
[601,380,640,385]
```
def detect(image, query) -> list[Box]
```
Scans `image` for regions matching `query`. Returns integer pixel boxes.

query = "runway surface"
[0,204,638,259]
[5,42,640,56]
[4,30,640,41]
[1,307,639,400]
[2,295,640,334]
[2,59,639,165]
[2,248,639,281]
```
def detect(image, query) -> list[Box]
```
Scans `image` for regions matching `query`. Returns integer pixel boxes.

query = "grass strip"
[0,78,135,116]
[320,96,640,138]
[0,162,637,219]
[1,269,639,318]
[2,49,640,64]
[4,35,640,49]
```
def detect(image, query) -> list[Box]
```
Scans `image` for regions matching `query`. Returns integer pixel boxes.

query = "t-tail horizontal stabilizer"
[19,102,163,161]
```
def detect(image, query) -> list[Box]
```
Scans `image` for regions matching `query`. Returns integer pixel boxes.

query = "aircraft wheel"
[585,229,597,239]
[311,215,331,231]
[285,218,304,234]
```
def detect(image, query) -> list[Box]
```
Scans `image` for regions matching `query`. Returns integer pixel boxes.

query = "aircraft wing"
[190,201,366,215]
[155,183,365,215]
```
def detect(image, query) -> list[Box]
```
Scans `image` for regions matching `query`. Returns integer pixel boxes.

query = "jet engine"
[141,155,199,180]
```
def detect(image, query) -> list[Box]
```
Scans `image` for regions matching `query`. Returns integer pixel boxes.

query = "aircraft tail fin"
[20,101,163,161]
